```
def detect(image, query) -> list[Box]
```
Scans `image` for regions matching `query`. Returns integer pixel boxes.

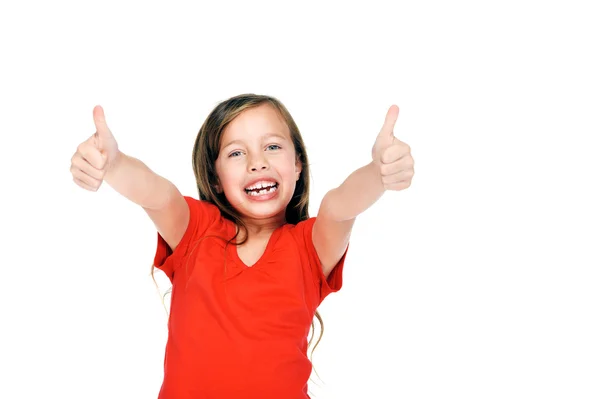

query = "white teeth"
[246,185,277,196]
[245,181,277,190]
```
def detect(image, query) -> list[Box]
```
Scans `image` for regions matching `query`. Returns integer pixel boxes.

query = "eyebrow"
[221,133,288,150]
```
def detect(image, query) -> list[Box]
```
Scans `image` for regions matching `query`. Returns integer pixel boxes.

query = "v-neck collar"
[226,220,284,269]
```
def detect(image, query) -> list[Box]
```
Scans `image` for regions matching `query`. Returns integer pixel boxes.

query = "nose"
[248,152,269,172]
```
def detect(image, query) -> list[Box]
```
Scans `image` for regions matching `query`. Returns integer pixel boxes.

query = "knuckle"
[381,163,393,175]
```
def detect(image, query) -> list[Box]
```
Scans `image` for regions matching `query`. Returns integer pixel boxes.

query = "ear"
[214,182,223,194]
[295,156,302,181]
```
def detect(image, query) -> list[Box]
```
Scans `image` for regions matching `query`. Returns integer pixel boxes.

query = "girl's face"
[215,104,302,226]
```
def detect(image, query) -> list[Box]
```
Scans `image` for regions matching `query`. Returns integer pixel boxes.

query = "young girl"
[70,93,414,398]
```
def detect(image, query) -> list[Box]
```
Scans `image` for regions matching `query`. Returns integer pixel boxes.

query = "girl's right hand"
[70,105,120,191]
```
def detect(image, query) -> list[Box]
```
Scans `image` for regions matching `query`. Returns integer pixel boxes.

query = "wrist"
[105,150,124,180]
[367,161,385,190]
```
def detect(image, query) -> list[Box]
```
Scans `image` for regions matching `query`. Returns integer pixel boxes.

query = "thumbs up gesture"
[70,105,120,191]
[371,105,415,191]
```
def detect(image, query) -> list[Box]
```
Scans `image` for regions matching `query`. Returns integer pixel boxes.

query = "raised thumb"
[377,105,399,140]
[93,105,114,144]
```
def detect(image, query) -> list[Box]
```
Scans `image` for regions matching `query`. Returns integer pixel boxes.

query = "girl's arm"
[72,106,190,252]
[104,151,179,210]
[313,105,414,278]
[105,151,190,252]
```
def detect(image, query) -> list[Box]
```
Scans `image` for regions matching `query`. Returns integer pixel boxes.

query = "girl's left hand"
[371,105,415,191]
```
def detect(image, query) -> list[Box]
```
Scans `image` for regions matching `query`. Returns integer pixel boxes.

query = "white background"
[1,0,599,398]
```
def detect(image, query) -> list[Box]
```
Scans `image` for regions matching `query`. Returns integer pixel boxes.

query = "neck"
[236,214,286,241]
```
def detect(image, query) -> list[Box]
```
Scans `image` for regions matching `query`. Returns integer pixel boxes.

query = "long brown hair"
[151,93,325,363]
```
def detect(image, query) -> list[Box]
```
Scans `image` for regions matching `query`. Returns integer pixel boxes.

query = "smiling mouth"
[244,183,279,196]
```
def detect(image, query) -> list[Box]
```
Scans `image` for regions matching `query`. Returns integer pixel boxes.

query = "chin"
[234,197,292,221]
[240,202,287,219]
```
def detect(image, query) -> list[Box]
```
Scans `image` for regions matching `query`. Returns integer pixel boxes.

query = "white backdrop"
[1,1,599,398]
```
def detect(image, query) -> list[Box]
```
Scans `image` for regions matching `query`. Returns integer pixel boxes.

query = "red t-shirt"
[152,196,347,399]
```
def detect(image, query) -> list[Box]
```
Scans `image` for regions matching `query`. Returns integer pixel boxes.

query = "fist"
[371,105,415,191]
[70,105,120,191]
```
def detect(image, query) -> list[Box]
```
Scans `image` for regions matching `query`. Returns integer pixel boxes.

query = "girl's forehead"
[228,104,285,131]
[221,105,291,145]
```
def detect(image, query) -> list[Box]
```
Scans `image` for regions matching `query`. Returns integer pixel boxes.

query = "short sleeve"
[152,196,219,282]
[293,217,348,303]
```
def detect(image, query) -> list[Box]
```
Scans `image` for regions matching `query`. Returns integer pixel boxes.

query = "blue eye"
[229,151,242,157]
[267,144,281,151]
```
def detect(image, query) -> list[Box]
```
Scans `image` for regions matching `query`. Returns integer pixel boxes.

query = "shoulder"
[153,196,226,280]
[283,217,316,241]
[177,195,226,246]
[282,216,346,301]
[278,217,319,260]
[183,195,223,219]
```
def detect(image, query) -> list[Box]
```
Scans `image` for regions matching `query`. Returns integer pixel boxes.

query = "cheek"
[221,172,241,190]
[215,162,237,188]
[276,160,296,179]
